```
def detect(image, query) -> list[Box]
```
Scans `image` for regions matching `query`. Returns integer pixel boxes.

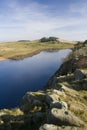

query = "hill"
[0,37,75,61]
[40,37,76,44]
[58,38,77,44]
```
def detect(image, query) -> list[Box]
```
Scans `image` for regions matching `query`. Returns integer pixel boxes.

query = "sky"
[0,0,87,41]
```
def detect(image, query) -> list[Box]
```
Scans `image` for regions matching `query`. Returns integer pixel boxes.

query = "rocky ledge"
[0,41,87,130]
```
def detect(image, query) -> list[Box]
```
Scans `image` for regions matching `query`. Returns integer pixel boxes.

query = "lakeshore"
[0,40,87,130]
[0,49,71,108]
[0,40,75,61]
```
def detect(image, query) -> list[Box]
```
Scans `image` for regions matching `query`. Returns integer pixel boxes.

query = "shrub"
[40,37,58,42]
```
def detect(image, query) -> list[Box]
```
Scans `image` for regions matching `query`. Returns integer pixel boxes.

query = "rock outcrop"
[0,41,87,130]
[74,69,87,80]
[39,124,58,130]
[48,108,84,126]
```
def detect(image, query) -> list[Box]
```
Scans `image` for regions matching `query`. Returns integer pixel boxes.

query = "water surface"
[0,49,71,108]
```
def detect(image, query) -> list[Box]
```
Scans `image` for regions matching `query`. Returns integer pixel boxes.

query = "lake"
[0,49,71,109]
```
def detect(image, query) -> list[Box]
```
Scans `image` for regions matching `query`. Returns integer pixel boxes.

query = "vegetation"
[17,40,30,42]
[46,40,87,124]
[40,37,58,42]
[0,38,87,129]
[0,39,75,60]
[74,40,87,49]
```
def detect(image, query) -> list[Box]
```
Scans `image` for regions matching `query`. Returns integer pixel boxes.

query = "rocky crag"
[0,41,87,130]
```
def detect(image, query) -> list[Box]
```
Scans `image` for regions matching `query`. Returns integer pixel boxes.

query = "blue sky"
[0,0,87,41]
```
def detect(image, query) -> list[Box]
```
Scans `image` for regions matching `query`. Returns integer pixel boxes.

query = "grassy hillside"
[47,40,87,123]
[0,40,75,60]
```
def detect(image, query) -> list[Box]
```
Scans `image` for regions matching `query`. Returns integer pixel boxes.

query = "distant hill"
[18,40,30,42]
[58,38,77,44]
[40,37,77,44]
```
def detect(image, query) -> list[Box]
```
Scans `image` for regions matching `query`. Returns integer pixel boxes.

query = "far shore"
[0,40,75,61]
[0,57,7,61]
[0,48,72,62]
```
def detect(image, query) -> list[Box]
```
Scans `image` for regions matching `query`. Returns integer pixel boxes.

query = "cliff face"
[0,42,87,130]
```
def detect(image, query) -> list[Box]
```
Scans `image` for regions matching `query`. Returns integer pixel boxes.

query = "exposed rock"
[56,58,77,76]
[76,57,87,68]
[70,78,87,90]
[48,77,58,88]
[32,112,45,126]
[45,89,66,105]
[52,89,66,97]
[50,101,68,110]
[39,124,78,130]
[57,126,77,130]
[48,108,84,126]
[0,43,87,130]
[46,93,60,105]
[74,69,86,80]
[39,124,58,130]
[0,120,4,125]
[59,85,68,92]
[21,92,43,113]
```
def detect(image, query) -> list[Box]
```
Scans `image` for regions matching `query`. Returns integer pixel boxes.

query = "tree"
[40,37,58,42]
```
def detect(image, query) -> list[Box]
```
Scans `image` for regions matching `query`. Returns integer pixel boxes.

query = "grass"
[0,108,24,116]
[55,84,87,122]
[0,40,74,60]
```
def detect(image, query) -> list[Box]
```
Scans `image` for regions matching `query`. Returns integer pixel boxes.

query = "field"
[0,40,75,60]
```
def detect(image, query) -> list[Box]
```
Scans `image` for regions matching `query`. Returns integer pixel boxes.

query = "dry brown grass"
[0,40,74,60]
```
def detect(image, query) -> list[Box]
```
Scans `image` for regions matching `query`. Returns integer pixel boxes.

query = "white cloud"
[0,0,87,41]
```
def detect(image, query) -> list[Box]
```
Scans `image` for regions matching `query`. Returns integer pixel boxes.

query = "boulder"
[39,124,58,130]
[57,126,77,130]
[45,89,64,105]
[20,92,42,113]
[48,108,84,126]
[0,120,4,125]
[39,124,77,130]
[50,101,68,110]
[52,89,66,97]
[77,57,87,68]
[32,112,45,126]
[74,69,86,80]
[46,93,60,105]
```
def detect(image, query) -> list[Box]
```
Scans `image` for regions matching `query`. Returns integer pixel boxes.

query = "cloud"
[0,0,87,41]
[70,0,87,16]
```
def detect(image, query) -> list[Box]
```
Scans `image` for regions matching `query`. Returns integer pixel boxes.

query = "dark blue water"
[0,49,71,109]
